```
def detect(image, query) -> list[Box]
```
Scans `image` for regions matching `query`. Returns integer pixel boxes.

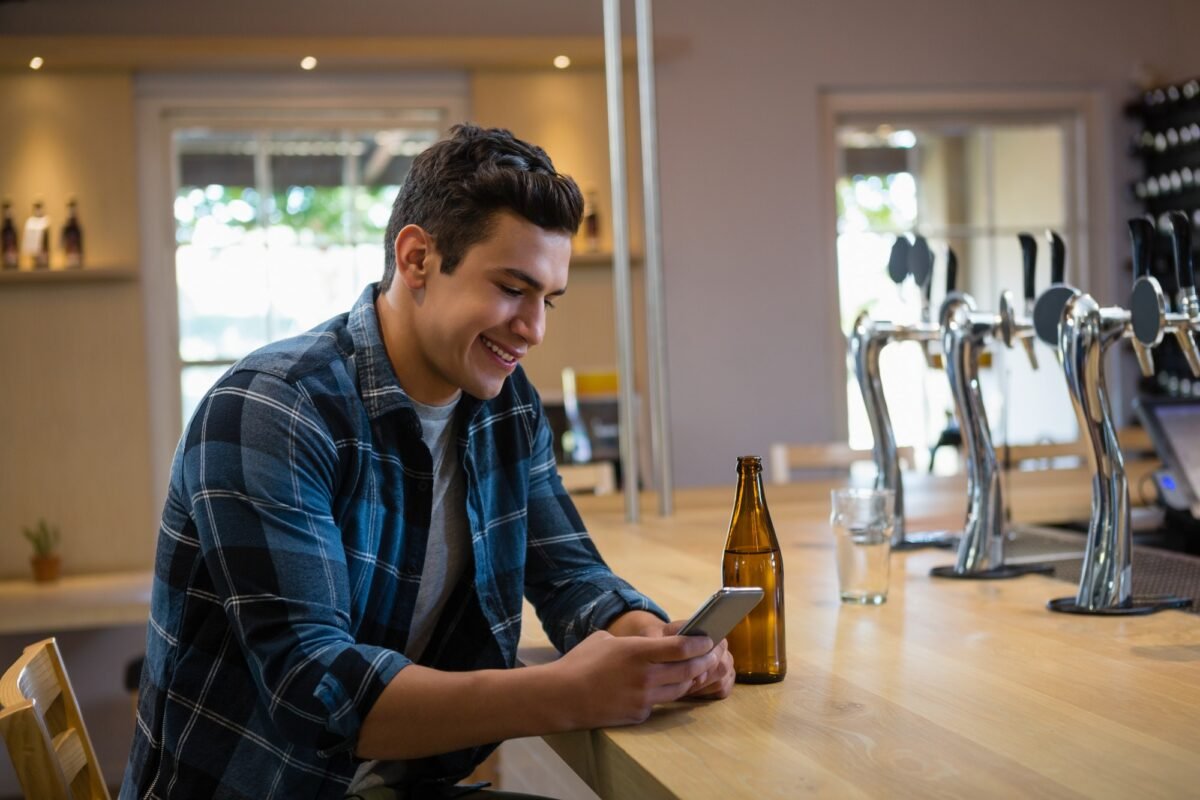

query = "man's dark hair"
[380,124,584,290]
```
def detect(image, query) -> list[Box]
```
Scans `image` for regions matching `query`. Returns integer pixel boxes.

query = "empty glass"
[830,488,894,604]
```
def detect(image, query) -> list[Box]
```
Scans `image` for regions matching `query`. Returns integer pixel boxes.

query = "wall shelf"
[0,267,138,284]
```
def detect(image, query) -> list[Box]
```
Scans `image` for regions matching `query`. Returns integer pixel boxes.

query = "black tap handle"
[887,236,911,285]
[1047,231,1065,284]
[1168,210,1195,290]
[1128,216,1156,281]
[1018,233,1037,302]
[908,235,933,291]
[945,247,958,294]
[924,256,934,305]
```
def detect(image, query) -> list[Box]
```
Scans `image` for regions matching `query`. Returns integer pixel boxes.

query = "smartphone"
[677,587,764,643]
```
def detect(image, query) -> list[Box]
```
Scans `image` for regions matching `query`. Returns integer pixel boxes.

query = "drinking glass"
[830,488,894,604]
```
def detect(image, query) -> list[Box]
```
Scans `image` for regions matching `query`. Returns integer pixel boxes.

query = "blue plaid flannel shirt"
[121,284,666,800]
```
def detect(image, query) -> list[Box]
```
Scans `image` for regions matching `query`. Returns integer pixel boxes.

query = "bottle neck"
[727,465,778,551]
[733,467,766,513]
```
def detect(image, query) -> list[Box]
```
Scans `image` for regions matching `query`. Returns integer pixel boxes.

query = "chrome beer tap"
[1046,213,1195,614]
[931,235,1055,579]
[848,236,957,550]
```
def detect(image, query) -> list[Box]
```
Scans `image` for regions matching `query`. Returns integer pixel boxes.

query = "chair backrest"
[767,442,915,485]
[558,461,617,495]
[1002,429,1157,471]
[0,638,109,800]
[1001,441,1088,470]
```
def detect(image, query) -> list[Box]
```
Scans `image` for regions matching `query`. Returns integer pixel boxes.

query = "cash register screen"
[1138,399,1200,505]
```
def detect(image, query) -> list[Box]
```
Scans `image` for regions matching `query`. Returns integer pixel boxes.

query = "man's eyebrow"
[499,267,567,296]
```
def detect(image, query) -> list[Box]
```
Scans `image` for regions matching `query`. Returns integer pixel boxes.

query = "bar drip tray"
[1008,524,1200,614]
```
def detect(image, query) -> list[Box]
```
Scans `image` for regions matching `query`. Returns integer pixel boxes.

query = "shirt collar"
[347,283,484,425]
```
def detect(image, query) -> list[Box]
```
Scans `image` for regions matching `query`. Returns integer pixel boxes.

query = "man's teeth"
[483,337,515,363]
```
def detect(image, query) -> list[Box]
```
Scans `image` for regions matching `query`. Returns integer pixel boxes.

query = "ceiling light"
[553,55,571,70]
[300,56,318,71]
[29,57,44,70]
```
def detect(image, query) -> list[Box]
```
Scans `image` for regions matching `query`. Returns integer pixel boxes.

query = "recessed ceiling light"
[553,55,571,70]
[29,57,44,70]
[300,56,318,71]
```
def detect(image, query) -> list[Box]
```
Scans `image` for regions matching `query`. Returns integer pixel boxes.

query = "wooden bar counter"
[519,469,1200,798]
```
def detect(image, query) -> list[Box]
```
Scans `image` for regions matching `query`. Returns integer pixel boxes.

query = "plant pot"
[31,554,61,583]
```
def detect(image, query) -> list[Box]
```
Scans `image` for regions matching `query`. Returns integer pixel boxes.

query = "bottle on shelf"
[22,200,50,270]
[61,197,83,269]
[722,455,787,684]
[1,200,18,270]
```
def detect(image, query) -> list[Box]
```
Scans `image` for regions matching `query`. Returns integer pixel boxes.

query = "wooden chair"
[767,442,915,485]
[0,638,109,800]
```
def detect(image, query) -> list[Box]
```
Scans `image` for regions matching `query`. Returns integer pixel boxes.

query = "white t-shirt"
[405,393,471,661]
[349,393,471,794]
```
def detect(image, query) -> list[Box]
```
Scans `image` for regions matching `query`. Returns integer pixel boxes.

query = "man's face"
[409,210,570,402]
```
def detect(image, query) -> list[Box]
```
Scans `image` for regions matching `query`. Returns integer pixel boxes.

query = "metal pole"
[603,0,640,521]
[634,0,674,516]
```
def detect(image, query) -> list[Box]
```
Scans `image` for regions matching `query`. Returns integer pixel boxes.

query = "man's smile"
[480,334,521,366]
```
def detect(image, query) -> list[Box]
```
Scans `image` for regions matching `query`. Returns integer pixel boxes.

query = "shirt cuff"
[313,646,412,757]
[587,587,670,635]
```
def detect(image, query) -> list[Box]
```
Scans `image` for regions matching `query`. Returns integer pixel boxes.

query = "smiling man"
[123,125,734,800]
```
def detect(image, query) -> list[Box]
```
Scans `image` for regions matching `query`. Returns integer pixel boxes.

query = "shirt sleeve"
[521,401,668,652]
[182,368,410,756]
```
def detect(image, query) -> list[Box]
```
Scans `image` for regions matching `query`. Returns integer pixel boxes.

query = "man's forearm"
[358,630,721,761]
[356,662,570,760]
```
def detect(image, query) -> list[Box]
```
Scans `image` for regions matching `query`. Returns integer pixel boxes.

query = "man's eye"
[499,285,522,297]
[544,298,556,310]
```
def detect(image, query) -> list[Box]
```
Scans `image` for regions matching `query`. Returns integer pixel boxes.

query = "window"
[836,116,1083,468]
[171,123,440,423]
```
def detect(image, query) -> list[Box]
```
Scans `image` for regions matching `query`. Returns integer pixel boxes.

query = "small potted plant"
[23,519,61,583]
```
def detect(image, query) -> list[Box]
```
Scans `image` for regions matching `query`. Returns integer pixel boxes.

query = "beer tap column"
[1047,214,1194,614]
[849,312,904,528]
[847,236,956,550]
[931,235,1053,579]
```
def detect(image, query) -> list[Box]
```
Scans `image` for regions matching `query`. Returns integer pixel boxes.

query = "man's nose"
[512,301,545,347]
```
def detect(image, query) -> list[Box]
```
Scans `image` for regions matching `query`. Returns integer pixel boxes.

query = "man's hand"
[550,630,720,729]
[661,619,736,700]
[605,611,736,702]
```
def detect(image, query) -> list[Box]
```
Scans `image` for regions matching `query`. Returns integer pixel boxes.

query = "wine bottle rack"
[1125,76,1200,397]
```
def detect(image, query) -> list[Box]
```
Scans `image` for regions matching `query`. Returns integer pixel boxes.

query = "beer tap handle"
[1166,211,1200,376]
[1019,232,1037,316]
[1168,210,1199,315]
[945,247,959,295]
[1048,230,1065,285]
[924,257,934,307]
[909,236,934,288]
[887,235,911,286]
[1129,216,1155,280]
[909,235,934,322]
[1128,218,1163,376]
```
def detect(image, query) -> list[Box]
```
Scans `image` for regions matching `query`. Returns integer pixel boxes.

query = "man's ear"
[393,224,436,290]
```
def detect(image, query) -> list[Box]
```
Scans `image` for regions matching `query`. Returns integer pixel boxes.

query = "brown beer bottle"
[722,455,786,683]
